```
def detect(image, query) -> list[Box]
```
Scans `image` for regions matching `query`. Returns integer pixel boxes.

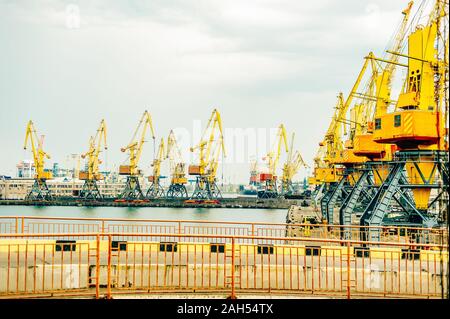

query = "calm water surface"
[0,206,287,224]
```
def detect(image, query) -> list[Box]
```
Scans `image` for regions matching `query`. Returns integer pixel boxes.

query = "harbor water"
[0,205,287,224]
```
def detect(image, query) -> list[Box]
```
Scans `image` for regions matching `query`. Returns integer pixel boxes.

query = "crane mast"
[79,119,107,200]
[188,109,226,200]
[23,120,53,200]
[146,138,165,198]
[166,130,188,198]
[118,110,156,200]
[257,124,288,198]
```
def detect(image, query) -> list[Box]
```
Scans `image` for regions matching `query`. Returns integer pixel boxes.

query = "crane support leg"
[313,183,326,206]
[281,181,294,196]
[80,180,103,200]
[360,151,447,242]
[146,182,165,199]
[26,179,52,201]
[190,176,222,200]
[339,169,372,240]
[257,180,278,199]
[166,184,188,199]
[119,176,144,200]
[320,173,348,224]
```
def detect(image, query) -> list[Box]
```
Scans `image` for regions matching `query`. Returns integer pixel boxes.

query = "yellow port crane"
[341,2,413,199]
[146,138,165,198]
[309,93,345,188]
[118,110,156,200]
[338,2,413,239]
[188,109,226,200]
[79,119,107,200]
[166,130,188,198]
[257,124,288,198]
[363,0,448,238]
[23,120,53,200]
[281,132,308,196]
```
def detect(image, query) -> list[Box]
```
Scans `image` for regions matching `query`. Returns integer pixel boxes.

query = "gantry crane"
[166,130,188,198]
[281,132,308,196]
[146,138,165,198]
[118,110,156,200]
[365,0,449,241]
[188,109,226,200]
[257,124,288,199]
[79,119,107,200]
[23,120,53,200]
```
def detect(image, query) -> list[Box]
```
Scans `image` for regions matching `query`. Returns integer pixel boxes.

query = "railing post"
[251,224,255,244]
[21,217,24,234]
[231,237,236,299]
[96,234,100,299]
[15,217,18,234]
[101,221,105,234]
[107,234,112,299]
[347,240,351,299]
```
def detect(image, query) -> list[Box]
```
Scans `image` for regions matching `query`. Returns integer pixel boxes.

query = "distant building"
[0,178,126,199]
[16,160,35,178]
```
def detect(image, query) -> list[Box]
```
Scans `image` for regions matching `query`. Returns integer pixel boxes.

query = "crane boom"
[281,132,308,195]
[373,1,413,117]
[267,124,288,176]
[146,137,166,198]
[24,120,51,180]
[81,119,107,181]
[151,138,165,180]
[120,110,156,176]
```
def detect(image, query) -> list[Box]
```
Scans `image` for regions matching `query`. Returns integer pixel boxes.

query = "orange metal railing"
[0,232,447,299]
[0,216,447,245]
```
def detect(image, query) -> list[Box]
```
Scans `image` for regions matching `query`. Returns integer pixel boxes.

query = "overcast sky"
[0,0,429,184]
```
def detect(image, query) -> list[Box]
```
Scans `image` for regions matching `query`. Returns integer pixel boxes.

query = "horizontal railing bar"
[0,215,447,232]
[0,232,447,249]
